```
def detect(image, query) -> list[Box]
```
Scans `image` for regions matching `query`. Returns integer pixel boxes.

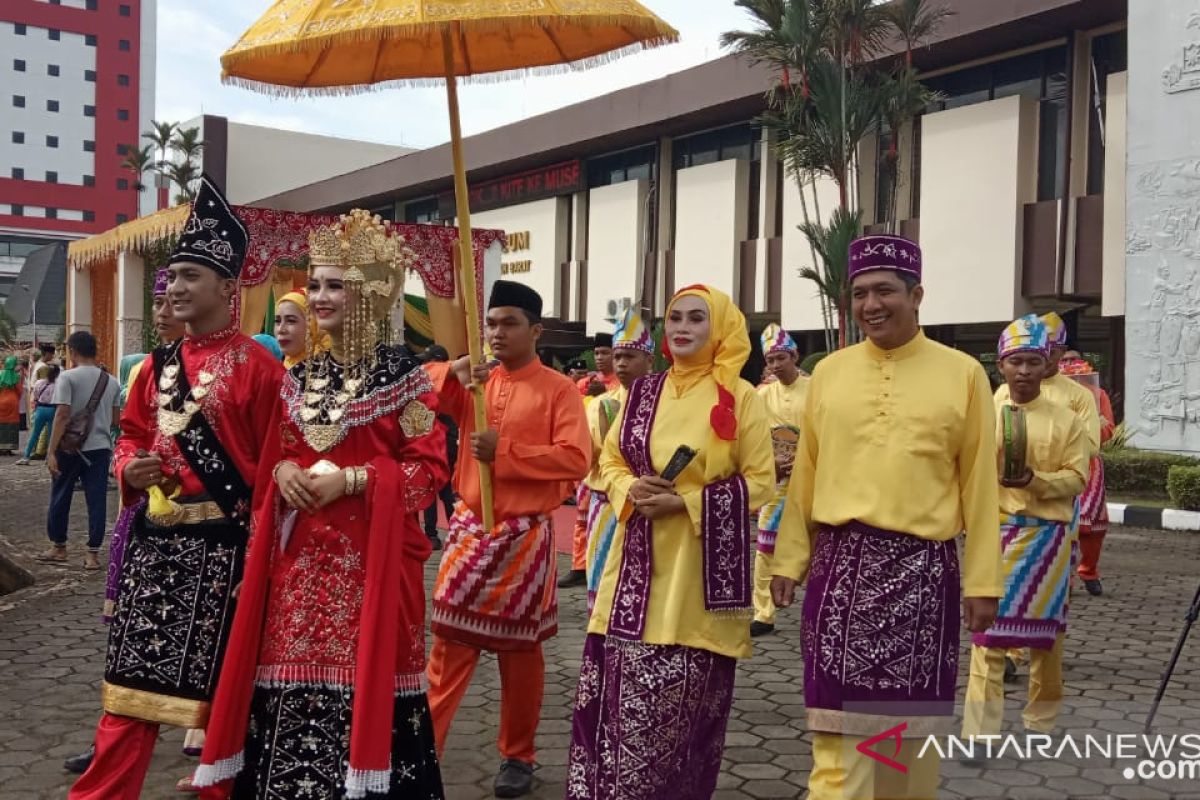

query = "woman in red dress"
[197,210,448,799]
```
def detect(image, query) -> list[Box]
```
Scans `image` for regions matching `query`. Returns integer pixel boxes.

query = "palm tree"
[888,0,954,68]
[170,126,204,166]
[120,144,154,193]
[163,160,199,204]
[799,207,861,348]
[143,119,177,173]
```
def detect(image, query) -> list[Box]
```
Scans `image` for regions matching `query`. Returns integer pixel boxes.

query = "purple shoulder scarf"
[607,373,753,641]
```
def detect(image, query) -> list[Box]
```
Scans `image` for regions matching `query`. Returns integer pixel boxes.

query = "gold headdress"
[306,208,416,366]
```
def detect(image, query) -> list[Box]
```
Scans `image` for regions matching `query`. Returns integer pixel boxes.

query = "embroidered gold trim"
[806,708,952,738]
[101,681,210,729]
[145,500,227,527]
[399,400,435,438]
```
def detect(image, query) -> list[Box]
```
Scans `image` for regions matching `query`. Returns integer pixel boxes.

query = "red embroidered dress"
[198,345,448,799]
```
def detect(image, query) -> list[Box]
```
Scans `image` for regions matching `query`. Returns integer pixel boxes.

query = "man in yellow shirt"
[962,315,1087,748]
[583,308,656,610]
[772,234,1001,800]
[752,323,808,637]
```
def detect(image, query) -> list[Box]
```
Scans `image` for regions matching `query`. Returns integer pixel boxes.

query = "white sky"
[154,1,755,149]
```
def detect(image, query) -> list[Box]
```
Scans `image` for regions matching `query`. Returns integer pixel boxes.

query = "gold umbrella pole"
[443,24,494,530]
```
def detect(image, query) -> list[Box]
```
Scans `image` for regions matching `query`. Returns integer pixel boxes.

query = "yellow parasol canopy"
[221,0,678,92]
[222,0,677,530]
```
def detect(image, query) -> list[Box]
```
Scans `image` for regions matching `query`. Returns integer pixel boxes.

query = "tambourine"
[1000,405,1027,481]
[771,425,801,463]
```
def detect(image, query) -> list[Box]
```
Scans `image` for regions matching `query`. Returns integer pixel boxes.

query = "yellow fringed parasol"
[222,0,678,529]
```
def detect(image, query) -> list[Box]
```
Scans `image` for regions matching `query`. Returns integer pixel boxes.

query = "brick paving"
[2,452,1200,799]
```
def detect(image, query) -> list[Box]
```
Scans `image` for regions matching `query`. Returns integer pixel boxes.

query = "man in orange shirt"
[426,280,591,798]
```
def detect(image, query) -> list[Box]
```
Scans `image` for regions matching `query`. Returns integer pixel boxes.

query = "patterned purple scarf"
[608,373,752,641]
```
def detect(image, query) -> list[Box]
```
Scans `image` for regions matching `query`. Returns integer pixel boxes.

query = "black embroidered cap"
[167,174,248,280]
[488,279,543,319]
[594,332,613,348]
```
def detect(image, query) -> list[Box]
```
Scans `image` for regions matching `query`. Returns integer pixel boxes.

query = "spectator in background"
[0,355,23,454]
[420,344,458,550]
[16,363,60,465]
[252,333,284,361]
[36,332,120,570]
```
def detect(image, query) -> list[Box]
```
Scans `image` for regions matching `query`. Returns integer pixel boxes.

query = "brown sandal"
[35,546,68,563]
[176,775,200,793]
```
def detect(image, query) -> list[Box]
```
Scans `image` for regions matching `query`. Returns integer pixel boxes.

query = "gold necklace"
[299,354,364,452]
[156,357,216,437]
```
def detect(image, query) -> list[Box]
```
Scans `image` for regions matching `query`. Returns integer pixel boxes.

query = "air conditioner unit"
[605,297,632,322]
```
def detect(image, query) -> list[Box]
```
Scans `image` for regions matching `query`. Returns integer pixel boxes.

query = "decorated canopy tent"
[65,204,505,370]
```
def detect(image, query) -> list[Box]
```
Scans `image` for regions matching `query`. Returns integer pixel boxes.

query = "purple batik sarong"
[802,522,961,737]
[567,634,735,800]
[607,373,753,641]
[103,499,146,623]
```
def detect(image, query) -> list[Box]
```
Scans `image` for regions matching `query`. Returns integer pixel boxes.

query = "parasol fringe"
[220,14,678,93]
[221,32,677,97]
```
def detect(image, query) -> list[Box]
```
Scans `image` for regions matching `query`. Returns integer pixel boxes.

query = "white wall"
[585,179,647,335]
[780,174,840,332]
[471,197,569,318]
[138,0,158,217]
[1101,71,1127,318]
[673,159,748,300]
[918,95,1038,326]
[1125,1,1200,454]
[0,21,96,190]
[225,122,410,205]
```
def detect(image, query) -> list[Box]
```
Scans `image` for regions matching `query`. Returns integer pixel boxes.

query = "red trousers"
[1077,528,1106,581]
[427,635,544,763]
[68,713,159,800]
[572,484,591,571]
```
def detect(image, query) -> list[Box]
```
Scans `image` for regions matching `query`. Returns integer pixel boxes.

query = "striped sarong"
[755,486,786,555]
[973,513,1071,651]
[431,502,557,652]
[585,490,618,613]
[1077,455,1108,533]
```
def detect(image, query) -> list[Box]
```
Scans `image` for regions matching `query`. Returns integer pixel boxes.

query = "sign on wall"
[438,160,583,217]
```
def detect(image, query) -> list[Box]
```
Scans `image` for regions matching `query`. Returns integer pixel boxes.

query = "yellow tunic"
[757,375,809,429]
[589,375,776,659]
[584,387,625,491]
[773,331,1003,598]
[996,371,1100,456]
[995,392,1089,522]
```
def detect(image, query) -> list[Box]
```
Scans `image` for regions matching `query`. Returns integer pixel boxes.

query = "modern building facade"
[253,0,1130,404]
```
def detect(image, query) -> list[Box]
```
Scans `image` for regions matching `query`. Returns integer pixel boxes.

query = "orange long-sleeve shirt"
[428,359,591,520]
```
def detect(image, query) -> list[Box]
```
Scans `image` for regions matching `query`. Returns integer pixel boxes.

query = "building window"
[14,24,27,35]
[116,143,128,156]
[46,208,57,220]
[588,145,656,188]
[404,197,442,224]
[85,34,97,47]
[83,140,95,152]
[46,99,59,113]
[117,109,129,121]
[12,205,24,216]
[12,131,24,144]
[49,29,61,41]
[117,178,129,190]
[120,4,131,15]
[48,64,61,77]
[83,174,95,186]
[119,39,131,52]
[46,135,59,148]
[84,104,96,117]
[87,0,99,9]
[117,74,130,87]
[1087,31,1129,196]
[83,210,95,222]
[45,171,57,183]
[116,213,129,223]
[13,59,25,72]
[13,95,25,108]
[84,69,96,82]
[11,168,24,180]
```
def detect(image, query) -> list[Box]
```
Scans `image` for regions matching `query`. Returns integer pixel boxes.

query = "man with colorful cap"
[751,323,808,637]
[561,330,625,590]
[581,307,656,610]
[962,315,1087,747]
[772,234,1001,799]
[425,279,590,797]
[70,176,284,800]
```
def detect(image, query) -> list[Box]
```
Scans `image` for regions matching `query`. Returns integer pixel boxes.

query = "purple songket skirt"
[103,499,146,623]
[567,634,735,800]
[802,522,961,737]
